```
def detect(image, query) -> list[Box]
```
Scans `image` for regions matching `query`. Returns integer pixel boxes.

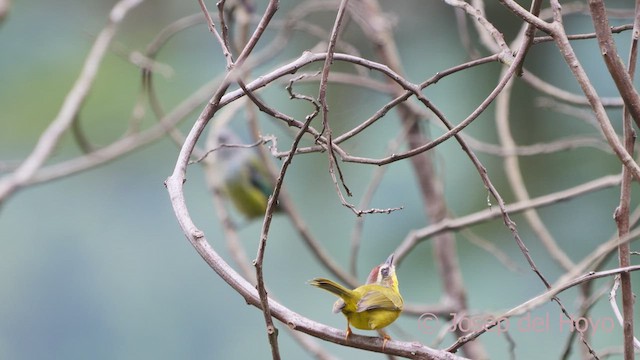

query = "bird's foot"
[382,334,390,351]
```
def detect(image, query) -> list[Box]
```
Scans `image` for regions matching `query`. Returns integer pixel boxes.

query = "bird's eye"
[381,266,389,277]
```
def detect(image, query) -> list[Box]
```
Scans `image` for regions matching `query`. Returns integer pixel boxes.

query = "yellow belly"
[343,308,401,330]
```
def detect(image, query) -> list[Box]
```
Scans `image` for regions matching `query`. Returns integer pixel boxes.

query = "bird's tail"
[309,278,353,299]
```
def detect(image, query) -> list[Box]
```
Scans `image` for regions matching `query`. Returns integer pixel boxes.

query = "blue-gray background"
[1,1,638,359]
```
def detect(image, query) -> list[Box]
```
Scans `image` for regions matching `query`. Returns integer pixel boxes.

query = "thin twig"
[533,23,634,44]
[197,0,233,66]
[318,0,360,215]
[609,277,640,350]
[560,283,611,360]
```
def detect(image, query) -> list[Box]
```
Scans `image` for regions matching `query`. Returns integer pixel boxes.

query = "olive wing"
[356,290,403,313]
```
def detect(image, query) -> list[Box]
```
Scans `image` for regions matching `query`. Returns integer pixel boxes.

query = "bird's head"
[365,253,398,290]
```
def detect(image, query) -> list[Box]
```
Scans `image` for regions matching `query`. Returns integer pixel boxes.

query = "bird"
[211,128,278,220]
[309,253,403,346]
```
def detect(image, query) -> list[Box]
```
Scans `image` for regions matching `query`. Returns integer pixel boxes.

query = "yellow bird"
[211,128,278,220]
[309,254,403,342]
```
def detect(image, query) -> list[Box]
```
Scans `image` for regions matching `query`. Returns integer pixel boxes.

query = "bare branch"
[611,0,640,356]
[395,174,622,262]
[0,0,144,204]
[589,0,640,129]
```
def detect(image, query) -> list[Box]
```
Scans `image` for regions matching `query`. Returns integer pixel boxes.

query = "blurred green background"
[1,1,638,359]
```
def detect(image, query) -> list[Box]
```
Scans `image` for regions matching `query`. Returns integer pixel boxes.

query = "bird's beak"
[385,253,395,266]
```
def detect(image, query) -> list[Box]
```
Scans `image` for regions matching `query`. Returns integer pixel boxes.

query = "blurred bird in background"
[209,127,279,220]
